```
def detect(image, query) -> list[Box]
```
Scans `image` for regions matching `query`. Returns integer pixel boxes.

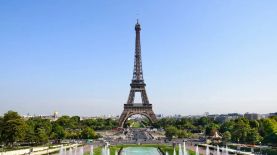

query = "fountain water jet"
[59,145,64,155]
[78,146,84,155]
[74,146,77,155]
[179,144,182,155]
[195,146,199,155]
[173,147,176,155]
[107,147,110,155]
[206,145,210,155]
[69,147,73,155]
[217,145,220,155]
[183,141,188,155]
[90,145,94,155]
[101,147,106,155]
[225,146,229,155]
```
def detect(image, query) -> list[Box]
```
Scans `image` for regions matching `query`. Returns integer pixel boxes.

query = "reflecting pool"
[121,147,160,155]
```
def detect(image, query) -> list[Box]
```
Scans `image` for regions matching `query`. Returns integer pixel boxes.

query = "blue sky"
[0,1,277,116]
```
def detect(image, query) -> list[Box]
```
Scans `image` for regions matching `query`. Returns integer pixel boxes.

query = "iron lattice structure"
[118,21,157,127]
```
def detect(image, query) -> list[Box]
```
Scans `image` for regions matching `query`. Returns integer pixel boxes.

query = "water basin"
[122,147,160,155]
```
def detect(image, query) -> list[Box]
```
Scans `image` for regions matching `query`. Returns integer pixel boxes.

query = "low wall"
[0,149,30,155]
[0,144,81,155]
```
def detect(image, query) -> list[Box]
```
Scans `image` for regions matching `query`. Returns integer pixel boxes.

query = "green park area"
[0,110,276,153]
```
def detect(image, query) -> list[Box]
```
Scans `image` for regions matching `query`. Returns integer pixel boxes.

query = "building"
[269,112,277,117]
[244,113,261,120]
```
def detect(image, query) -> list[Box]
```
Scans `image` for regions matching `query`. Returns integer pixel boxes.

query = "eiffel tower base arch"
[118,104,157,128]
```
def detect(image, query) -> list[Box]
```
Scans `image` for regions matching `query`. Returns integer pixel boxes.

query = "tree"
[165,126,178,140]
[25,118,52,144]
[205,123,219,136]
[24,123,36,143]
[247,128,262,145]
[219,121,235,133]
[36,128,49,144]
[0,117,3,144]
[70,116,80,129]
[56,116,73,128]
[249,120,259,128]
[1,111,27,146]
[177,130,191,138]
[231,118,250,143]
[195,117,213,133]
[81,127,96,139]
[222,131,231,143]
[51,124,66,140]
[259,118,277,145]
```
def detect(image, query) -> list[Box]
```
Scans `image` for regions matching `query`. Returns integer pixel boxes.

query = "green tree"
[0,117,3,144]
[247,128,262,145]
[25,118,52,144]
[177,130,191,138]
[70,116,80,129]
[1,111,27,146]
[231,118,250,143]
[222,131,232,143]
[195,117,213,133]
[165,126,178,140]
[56,116,73,128]
[249,120,259,128]
[219,121,235,133]
[36,128,49,144]
[51,124,66,140]
[259,118,277,145]
[205,123,219,136]
[81,127,97,139]
[24,123,36,143]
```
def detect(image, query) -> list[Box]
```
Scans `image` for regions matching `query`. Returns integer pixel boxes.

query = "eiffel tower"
[118,21,157,127]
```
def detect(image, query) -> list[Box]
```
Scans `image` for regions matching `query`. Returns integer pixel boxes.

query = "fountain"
[173,147,176,155]
[195,146,199,155]
[64,147,67,155]
[69,147,73,155]
[165,152,169,155]
[225,146,229,155]
[179,144,182,155]
[217,145,220,155]
[101,147,106,155]
[59,145,64,155]
[115,150,118,155]
[206,145,210,155]
[107,147,110,155]
[74,146,77,155]
[90,145,94,155]
[183,142,188,155]
[79,146,84,155]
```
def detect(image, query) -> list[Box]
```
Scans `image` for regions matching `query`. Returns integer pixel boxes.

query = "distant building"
[269,112,277,117]
[207,114,219,120]
[244,113,261,120]
[208,113,242,123]
[23,111,59,121]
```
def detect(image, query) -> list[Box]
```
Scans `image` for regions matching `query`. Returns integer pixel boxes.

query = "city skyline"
[1,1,277,116]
